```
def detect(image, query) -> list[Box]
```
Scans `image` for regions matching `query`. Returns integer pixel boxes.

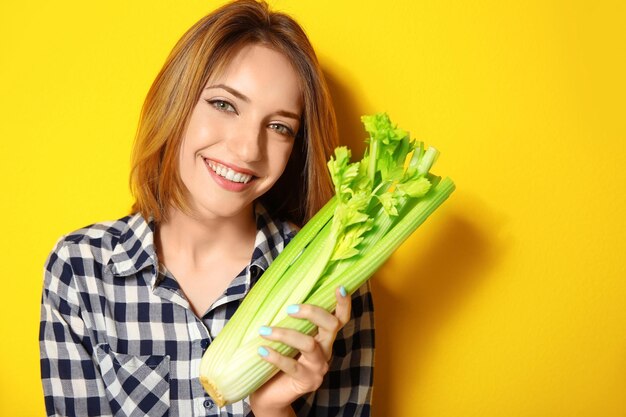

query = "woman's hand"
[249,286,351,417]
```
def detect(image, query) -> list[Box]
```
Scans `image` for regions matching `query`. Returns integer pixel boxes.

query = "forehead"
[206,44,303,109]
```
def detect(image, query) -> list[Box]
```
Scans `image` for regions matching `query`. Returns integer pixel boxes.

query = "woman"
[39,1,374,416]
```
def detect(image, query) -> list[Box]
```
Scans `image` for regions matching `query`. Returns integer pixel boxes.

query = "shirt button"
[204,399,214,409]
[250,265,261,280]
[200,339,210,349]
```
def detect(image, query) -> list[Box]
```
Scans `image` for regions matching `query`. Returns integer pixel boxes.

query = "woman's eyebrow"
[205,84,250,103]
[274,109,300,121]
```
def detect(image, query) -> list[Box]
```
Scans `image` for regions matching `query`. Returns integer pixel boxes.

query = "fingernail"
[286,304,300,314]
[339,286,347,297]
[259,326,272,336]
[258,346,269,357]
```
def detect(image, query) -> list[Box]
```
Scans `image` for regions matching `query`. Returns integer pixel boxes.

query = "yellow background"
[1,0,625,415]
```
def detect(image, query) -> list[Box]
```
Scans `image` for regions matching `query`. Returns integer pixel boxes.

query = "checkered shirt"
[39,203,375,416]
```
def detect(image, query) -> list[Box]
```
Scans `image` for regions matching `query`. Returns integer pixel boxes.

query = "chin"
[194,200,256,221]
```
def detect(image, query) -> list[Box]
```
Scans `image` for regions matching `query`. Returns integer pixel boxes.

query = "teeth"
[207,160,253,184]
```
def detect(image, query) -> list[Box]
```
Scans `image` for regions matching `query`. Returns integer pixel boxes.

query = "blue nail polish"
[339,286,347,297]
[286,304,300,314]
[258,346,269,357]
[259,326,272,336]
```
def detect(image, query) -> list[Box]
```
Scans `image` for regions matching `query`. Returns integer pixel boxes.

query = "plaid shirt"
[40,203,375,417]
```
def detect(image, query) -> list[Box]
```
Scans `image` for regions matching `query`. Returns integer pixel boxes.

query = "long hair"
[129,0,338,226]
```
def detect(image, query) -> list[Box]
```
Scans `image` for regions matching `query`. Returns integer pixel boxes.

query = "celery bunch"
[199,113,455,407]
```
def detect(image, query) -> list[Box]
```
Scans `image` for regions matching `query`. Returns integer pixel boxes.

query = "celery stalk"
[200,198,336,373]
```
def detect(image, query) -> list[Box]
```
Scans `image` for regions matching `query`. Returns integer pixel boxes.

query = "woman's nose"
[228,123,264,163]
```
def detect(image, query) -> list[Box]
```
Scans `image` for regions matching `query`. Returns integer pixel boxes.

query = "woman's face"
[178,43,303,220]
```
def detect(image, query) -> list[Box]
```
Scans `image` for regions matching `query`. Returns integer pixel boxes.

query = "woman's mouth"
[205,159,254,184]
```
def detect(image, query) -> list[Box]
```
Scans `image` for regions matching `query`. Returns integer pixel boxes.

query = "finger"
[257,345,299,376]
[286,303,341,337]
[258,326,327,368]
[285,286,351,331]
[286,301,350,360]
[259,326,321,355]
[257,345,326,393]
[334,285,352,327]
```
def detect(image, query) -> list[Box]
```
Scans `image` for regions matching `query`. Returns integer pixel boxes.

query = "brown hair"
[129,0,338,226]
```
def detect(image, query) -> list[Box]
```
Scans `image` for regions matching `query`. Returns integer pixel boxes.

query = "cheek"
[178,134,196,178]
[182,103,220,152]
[177,147,193,189]
[273,142,295,176]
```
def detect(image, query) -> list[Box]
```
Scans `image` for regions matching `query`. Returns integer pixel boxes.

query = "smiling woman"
[38,1,374,417]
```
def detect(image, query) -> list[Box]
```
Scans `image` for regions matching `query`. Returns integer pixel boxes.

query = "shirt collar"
[109,213,158,277]
[249,202,289,274]
[108,203,294,282]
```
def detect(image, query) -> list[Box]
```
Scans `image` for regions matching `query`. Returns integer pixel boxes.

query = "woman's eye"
[269,123,294,137]
[206,99,236,113]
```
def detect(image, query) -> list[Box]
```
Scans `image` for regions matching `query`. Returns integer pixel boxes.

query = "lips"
[206,160,253,184]
[203,158,258,191]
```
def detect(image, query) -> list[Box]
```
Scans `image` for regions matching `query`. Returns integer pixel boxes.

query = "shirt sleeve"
[39,240,112,417]
[291,281,375,417]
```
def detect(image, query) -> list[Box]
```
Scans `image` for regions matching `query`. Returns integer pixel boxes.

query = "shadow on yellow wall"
[325,66,511,415]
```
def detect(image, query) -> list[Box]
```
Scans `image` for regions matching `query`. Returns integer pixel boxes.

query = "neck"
[156,204,257,270]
